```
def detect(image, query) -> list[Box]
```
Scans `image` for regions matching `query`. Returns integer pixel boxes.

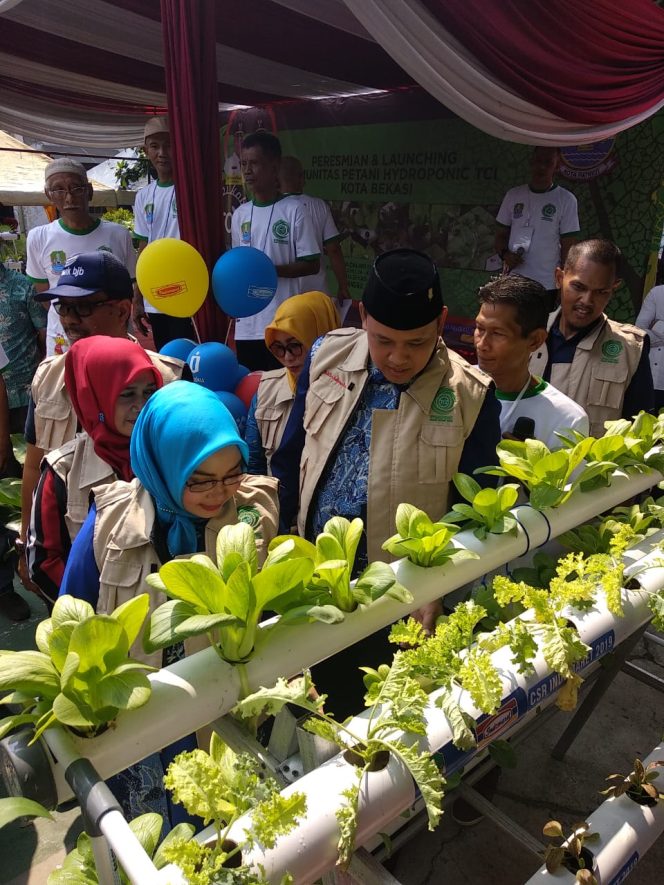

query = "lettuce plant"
[0,594,155,742]
[266,516,412,622]
[543,819,599,885]
[443,473,519,539]
[0,797,52,829]
[161,733,304,884]
[476,436,616,509]
[144,522,316,664]
[235,664,443,869]
[382,503,479,568]
[600,757,663,804]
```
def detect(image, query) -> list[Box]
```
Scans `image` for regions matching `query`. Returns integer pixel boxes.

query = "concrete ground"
[1,579,663,884]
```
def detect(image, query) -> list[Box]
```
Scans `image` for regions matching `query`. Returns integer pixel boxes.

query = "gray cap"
[45,158,88,183]
[144,116,170,139]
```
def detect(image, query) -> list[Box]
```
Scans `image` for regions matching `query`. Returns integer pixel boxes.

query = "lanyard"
[249,200,276,252]
[149,182,175,243]
[500,374,533,428]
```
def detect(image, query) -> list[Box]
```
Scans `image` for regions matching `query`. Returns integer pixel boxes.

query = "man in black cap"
[274,249,501,621]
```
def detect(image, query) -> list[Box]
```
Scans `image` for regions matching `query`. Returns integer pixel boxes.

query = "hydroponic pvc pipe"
[525,741,664,884]
[42,728,164,885]
[46,468,664,803]
[221,536,664,884]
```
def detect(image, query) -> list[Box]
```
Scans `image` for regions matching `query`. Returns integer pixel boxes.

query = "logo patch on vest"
[237,505,260,529]
[430,387,456,423]
[541,203,557,220]
[601,339,623,364]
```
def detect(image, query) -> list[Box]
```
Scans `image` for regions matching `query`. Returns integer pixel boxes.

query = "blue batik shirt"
[310,355,403,545]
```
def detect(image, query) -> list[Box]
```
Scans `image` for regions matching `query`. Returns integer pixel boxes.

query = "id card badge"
[510,224,533,255]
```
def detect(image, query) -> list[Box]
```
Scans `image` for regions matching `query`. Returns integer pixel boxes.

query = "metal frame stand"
[551,623,655,761]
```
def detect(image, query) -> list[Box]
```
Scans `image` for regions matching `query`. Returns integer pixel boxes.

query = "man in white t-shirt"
[231,132,320,371]
[279,155,350,302]
[26,158,136,356]
[132,115,196,351]
[474,274,588,448]
[495,147,580,310]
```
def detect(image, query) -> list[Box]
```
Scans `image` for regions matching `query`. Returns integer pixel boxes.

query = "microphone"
[512,416,535,441]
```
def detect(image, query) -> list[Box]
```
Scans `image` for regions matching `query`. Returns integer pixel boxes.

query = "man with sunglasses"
[26,158,136,356]
[17,251,188,604]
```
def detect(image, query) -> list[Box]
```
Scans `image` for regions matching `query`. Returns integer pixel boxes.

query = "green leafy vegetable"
[162,734,305,883]
[269,516,412,621]
[444,473,520,539]
[476,435,617,510]
[382,503,479,568]
[0,595,154,743]
[235,658,444,868]
[145,522,315,663]
[0,797,52,829]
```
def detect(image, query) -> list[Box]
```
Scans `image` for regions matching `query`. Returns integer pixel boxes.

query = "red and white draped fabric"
[1,0,662,146]
[343,0,664,144]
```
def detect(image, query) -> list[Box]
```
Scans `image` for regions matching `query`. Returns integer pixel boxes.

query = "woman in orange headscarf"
[245,290,339,475]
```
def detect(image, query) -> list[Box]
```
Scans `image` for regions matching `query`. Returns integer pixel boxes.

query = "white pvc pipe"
[99,810,163,885]
[41,729,163,885]
[222,536,664,883]
[525,742,664,884]
[47,470,662,800]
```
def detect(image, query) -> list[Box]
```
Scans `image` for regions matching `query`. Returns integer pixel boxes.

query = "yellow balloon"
[136,238,209,317]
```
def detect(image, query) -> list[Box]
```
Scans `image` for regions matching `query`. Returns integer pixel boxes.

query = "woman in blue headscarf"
[60,381,279,621]
[59,382,279,825]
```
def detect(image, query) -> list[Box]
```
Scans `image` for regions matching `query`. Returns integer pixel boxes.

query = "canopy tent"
[0,0,663,147]
[3,0,661,340]
[0,129,135,206]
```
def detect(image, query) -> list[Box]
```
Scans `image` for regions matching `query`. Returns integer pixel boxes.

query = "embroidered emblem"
[430,387,456,423]
[601,340,623,364]
[237,505,260,528]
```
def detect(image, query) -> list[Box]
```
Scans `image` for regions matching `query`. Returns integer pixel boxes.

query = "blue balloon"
[159,337,197,362]
[235,364,250,383]
[188,342,239,392]
[212,247,278,318]
[214,390,248,433]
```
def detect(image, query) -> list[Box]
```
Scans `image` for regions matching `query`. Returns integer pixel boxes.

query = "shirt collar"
[551,313,604,347]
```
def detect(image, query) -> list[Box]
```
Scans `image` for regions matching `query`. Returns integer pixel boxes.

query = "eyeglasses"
[48,185,87,199]
[269,341,304,359]
[184,472,245,494]
[53,299,112,318]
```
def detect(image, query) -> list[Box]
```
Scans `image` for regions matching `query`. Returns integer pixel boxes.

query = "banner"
[222,90,664,326]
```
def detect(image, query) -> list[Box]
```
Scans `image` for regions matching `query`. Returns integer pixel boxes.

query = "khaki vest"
[44,433,115,541]
[298,328,490,562]
[32,347,185,453]
[254,369,294,471]
[530,311,645,437]
[92,474,280,666]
